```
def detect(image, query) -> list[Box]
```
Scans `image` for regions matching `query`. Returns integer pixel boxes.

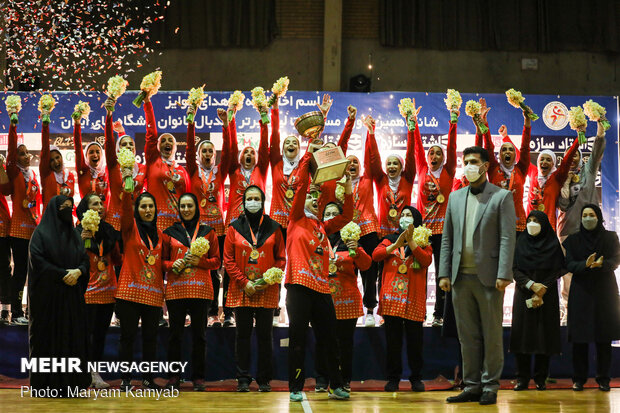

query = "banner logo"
[542,101,569,130]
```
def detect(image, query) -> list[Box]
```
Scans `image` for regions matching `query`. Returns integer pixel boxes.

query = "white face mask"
[582,216,598,231]
[245,200,262,214]
[526,222,541,236]
[463,164,483,183]
[399,216,413,231]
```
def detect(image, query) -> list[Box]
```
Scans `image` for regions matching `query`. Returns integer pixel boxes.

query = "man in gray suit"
[438,146,516,405]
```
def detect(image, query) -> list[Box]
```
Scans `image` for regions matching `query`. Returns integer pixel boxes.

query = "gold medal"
[147,255,156,265]
[537,204,545,212]
[145,271,153,279]
[167,181,175,191]
[250,249,260,260]
[184,268,192,274]
[285,189,294,199]
[97,261,106,271]
[437,194,445,204]
[572,174,580,183]
[398,264,408,274]
[200,198,207,208]
[329,263,338,274]
[22,200,29,209]
[389,208,398,218]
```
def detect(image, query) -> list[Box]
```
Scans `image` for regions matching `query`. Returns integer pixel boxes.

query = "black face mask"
[58,207,73,224]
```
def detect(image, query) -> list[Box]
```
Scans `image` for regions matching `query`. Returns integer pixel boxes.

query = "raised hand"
[480,98,491,122]
[498,125,508,137]
[317,94,333,117]
[347,105,357,120]
[362,114,375,133]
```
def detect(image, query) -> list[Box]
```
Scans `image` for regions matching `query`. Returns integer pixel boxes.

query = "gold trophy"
[294,96,349,184]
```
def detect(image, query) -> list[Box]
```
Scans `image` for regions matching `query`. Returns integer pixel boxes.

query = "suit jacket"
[439,181,516,287]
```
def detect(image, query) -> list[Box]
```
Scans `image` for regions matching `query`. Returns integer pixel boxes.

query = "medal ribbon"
[248,215,264,249]
[428,172,443,199]
[186,223,200,247]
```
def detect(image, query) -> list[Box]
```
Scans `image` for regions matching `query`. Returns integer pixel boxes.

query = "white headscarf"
[386,154,404,193]
[158,133,177,166]
[115,135,140,179]
[239,146,256,182]
[347,155,361,188]
[537,150,557,188]
[15,144,34,183]
[498,141,516,176]
[282,136,301,176]
[49,145,69,184]
[197,140,218,184]
[84,141,106,179]
[427,144,446,179]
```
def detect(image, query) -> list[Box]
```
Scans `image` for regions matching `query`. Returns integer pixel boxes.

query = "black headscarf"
[31,195,85,270]
[164,192,213,247]
[514,210,564,271]
[134,192,159,247]
[385,206,423,257]
[563,204,616,260]
[75,193,119,256]
[231,185,280,247]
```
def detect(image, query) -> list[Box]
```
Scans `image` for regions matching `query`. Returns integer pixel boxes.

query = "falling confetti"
[1,0,167,91]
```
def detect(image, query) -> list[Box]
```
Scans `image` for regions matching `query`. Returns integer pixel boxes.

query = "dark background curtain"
[379,0,620,53]
[153,0,279,49]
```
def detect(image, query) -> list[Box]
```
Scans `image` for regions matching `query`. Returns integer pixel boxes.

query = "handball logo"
[542,101,569,130]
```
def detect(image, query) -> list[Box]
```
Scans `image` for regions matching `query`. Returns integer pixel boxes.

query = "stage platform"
[1,324,619,382]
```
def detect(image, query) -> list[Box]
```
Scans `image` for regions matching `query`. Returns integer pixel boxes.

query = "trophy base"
[310,146,349,184]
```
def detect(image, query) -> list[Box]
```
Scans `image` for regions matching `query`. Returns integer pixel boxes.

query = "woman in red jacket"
[40,118,75,213]
[143,96,189,232]
[315,202,372,392]
[286,145,353,402]
[413,104,457,327]
[373,206,432,392]
[76,193,121,389]
[73,118,108,201]
[163,193,221,391]
[224,185,286,392]
[4,116,40,325]
[116,191,170,391]
[103,99,147,231]
[185,108,230,328]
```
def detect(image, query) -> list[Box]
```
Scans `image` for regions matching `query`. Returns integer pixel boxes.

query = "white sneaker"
[91,371,110,389]
[273,316,279,327]
[364,314,376,327]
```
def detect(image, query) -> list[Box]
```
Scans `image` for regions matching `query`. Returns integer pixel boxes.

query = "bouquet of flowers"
[340,222,362,257]
[251,86,270,124]
[465,100,489,134]
[118,148,136,192]
[398,98,416,131]
[186,86,205,123]
[253,267,284,287]
[444,89,462,122]
[227,90,245,121]
[505,88,539,121]
[268,76,290,107]
[72,101,91,122]
[38,94,56,123]
[583,100,610,131]
[5,95,22,124]
[334,176,346,203]
[173,237,210,274]
[106,75,128,112]
[411,225,432,268]
[81,209,101,249]
[568,106,588,144]
[133,71,162,107]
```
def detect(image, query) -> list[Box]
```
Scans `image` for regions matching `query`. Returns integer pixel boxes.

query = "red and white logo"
[542,101,569,131]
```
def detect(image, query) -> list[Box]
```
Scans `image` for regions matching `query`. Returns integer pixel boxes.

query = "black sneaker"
[598,381,611,392]
[142,379,161,390]
[315,380,328,392]
[159,317,168,327]
[223,315,235,327]
[410,380,425,392]
[193,379,206,391]
[258,383,271,392]
[573,382,584,391]
[384,380,399,392]
[237,380,250,392]
[343,382,351,393]
[514,381,529,391]
[119,379,133,391]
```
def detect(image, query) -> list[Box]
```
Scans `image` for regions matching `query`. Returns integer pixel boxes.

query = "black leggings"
[573,342,612,384]
[384,315,424,382]
[10,237,29,318]
[430,234,444,318]
[0,237,12,304]
[209,236,232,317]
[315,318,357,384]
[359,232,380,310]
[86,303,115,363]
[115,299,161,380]
[234,306,274,384]
[286,284,343,392]
[167,298,210,380]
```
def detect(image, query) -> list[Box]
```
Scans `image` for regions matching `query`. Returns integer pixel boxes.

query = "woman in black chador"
[28,195,90,397]
[563,204,620,392]
[510,210,564,391]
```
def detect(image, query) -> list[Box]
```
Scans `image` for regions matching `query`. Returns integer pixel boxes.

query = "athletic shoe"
[328,387,350,400]
[223,315,235,327]
[364,314,375,327]
[193,379,206,391]
[431,317,443,327]
[599,381,611,392]
[142,379,161,390]
[91,371,110,389]
[573,382,584,391]
[410,380,425,392]
[166,376,180,391]
[290,391,303,402]
[384,380,399,392]
[343,382,351,393]
[119,379,133,391]
[315,380,328,392]
[258,383,272,392]
[513,381,528,391]
[158,317,168,327]
[272,316,279,327]
[208,315,221,328]
[12,316,28,325]
[237,379,250,392]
